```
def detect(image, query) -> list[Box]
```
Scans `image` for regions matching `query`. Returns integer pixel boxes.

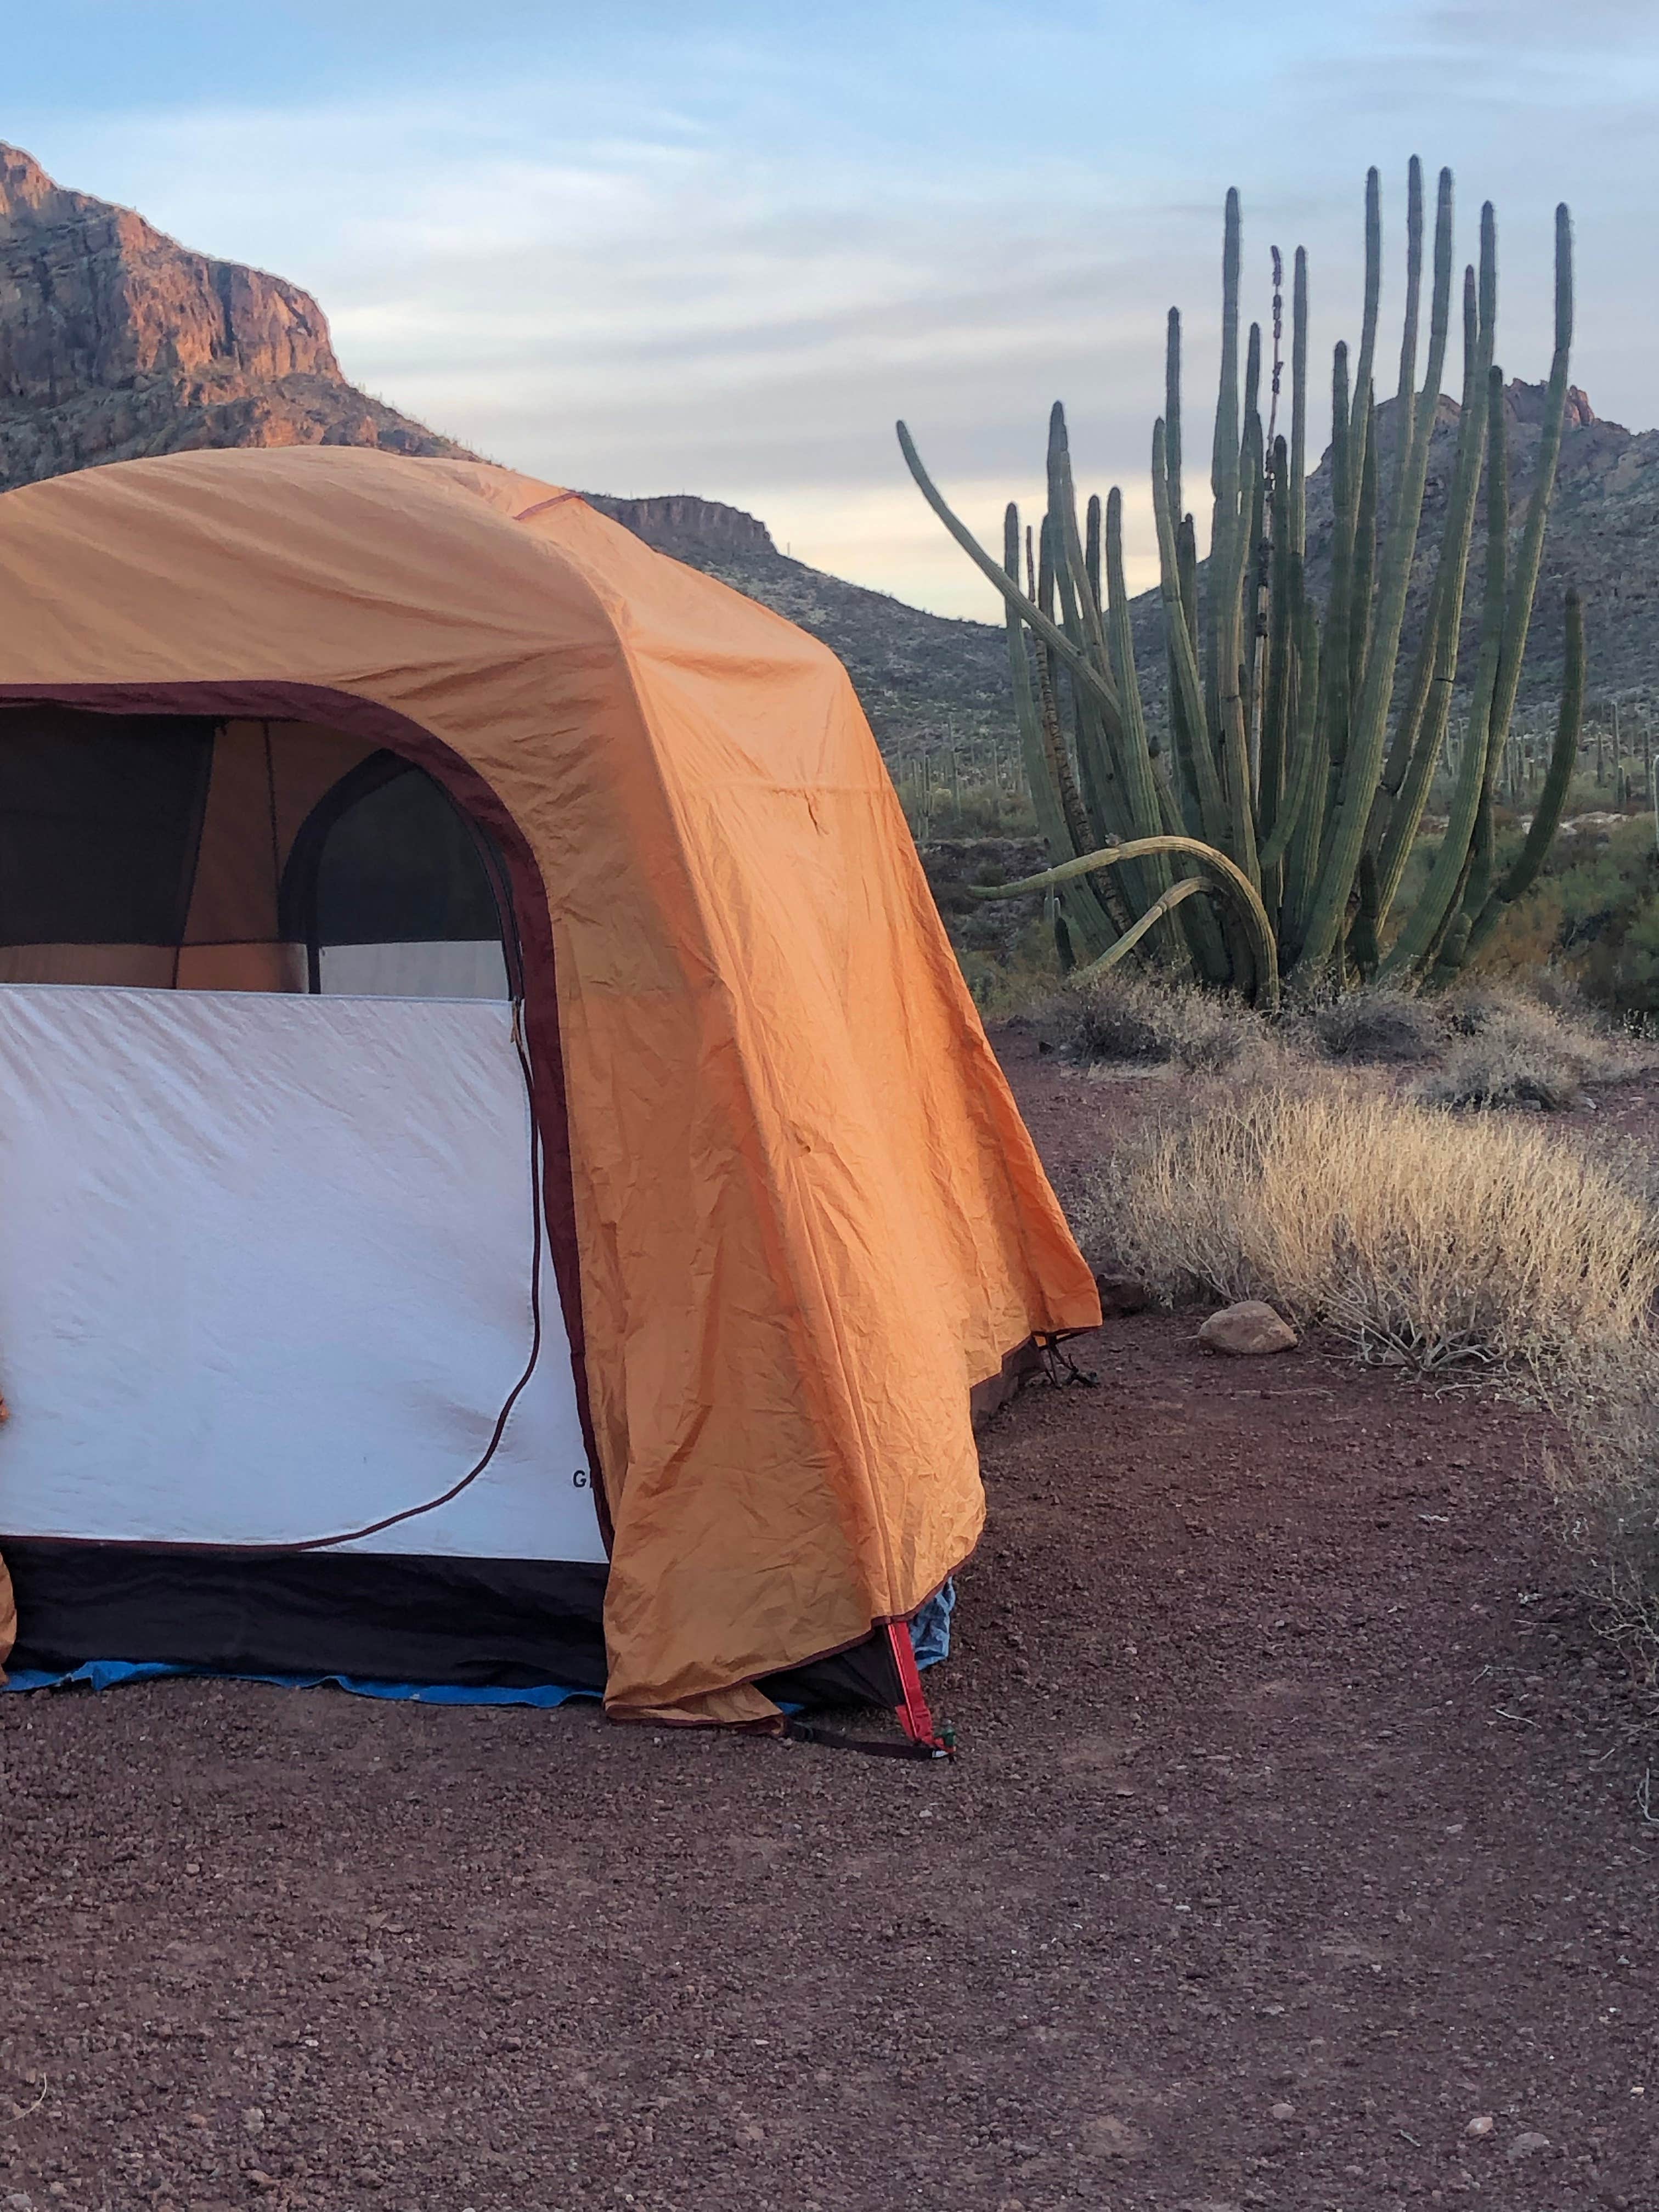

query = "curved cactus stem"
[967,834,1280,1012]
[1104,485,1218,980]
[1071,876,1215,983]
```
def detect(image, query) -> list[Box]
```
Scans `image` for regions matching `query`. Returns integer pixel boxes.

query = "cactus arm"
[1104,486,1177,865]
[1374,261,1481,812]
[1085,492,1103,617]
[1348,386,1379,713]
[1319,340,1355,760]
[1347,849,1383,979]
[1206,189,1244,761]
[1104,484,1222,979]
[1458,587,1584,968]
[1351,167,1383,455]
[1380,361,1508,979]
[1071,876,1214,981]
[1048,405,1118,699]
[902,427,1150,738]
[1002,505,1122,953]
[1296,165,1456,975]
[1279,342,1351,956]
[1002,507,1083,859]
[1153,418,1230,846]
[1165,307,1183,533]
[1258,597,1323,874]
[1220,403,1264,885]
[896,420,1128,726]
[1044,508,1122,847]
[1485,204,1575,759]
[1392,157,1425,437]
[1257,435,1294,925]
[1211,190,1243,546]
[1372,232,1494,924]
[968,834,1280,1011]
[1290,247,1308,562]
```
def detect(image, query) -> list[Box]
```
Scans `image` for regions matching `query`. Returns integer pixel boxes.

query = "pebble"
[1270,2101,1296,2121]
[1465,2115,1495,2137]
[1508,2131,1551,2160]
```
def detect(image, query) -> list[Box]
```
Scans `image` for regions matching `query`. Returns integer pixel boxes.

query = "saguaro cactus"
[898,164,1580,999]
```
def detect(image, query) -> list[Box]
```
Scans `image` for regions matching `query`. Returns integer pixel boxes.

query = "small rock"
[1465,2115,1495,2137]
[1508,2131,1551,2160]
[242,2107,265,2135]
[1094,1271,1150,1316]
[1197,1301,1297,1356]
[1270,2101,1296,2120]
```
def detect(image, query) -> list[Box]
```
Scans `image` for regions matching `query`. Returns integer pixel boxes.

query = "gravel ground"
[3,1039,1656,2212]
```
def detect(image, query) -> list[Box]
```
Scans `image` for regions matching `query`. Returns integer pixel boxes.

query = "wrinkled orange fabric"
[0,447,1099,1718]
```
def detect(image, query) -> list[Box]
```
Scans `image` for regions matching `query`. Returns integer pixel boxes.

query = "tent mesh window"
[0,710,215,983]
[283,751,515,999]
[0,710,514,999]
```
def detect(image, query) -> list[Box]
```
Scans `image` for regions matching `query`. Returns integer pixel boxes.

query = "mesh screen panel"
[0,710,216,945]
[313,765,503,946]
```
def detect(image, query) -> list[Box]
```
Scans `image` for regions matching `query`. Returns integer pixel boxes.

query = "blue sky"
[10,2,1658,613]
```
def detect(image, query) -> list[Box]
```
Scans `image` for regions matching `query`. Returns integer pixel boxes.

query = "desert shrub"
[1074,1076,1659,1375]
[1049,968,1263,1073]
[1306,984,1449,1064]
[1419,986,1648,1111]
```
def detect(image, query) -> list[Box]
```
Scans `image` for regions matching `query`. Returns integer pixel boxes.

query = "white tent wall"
[0,985,603,1564]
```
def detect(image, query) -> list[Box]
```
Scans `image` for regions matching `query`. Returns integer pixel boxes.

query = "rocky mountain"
[1294,377,1659,719]
[0,142,472,483]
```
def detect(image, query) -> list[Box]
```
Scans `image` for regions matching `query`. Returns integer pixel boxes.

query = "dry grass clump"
[1419,987,1650,1113]
[1075,1076,1659,1376]
[1047,968,1267,1074]
[1304,985,1449,1065]
[1047,971,1649,1111]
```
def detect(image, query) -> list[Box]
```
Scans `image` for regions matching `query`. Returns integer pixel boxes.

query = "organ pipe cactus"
[898,163,1581,1000]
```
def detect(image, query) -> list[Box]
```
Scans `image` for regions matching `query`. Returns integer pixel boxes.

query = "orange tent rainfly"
[0,448,1099,1731]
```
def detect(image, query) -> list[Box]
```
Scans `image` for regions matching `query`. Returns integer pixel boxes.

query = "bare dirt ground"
[3,1033,1657,2212]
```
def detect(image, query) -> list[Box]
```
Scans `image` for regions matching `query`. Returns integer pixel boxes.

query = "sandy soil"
[3,1036,1656,2212]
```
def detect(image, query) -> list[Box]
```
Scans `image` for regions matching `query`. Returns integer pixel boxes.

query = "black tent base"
[1,1539,907,1711]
